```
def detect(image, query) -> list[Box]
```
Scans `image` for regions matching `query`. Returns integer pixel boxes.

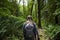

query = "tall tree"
[35,0,38,23]
[23,0,26,18]
[37,0,44,28]
[30,0,35,15]
[27,0,30,15]
[27,0,35,15]
[37,0,41,28]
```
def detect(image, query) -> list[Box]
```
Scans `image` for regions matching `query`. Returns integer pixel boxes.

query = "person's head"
[27,15,32,21]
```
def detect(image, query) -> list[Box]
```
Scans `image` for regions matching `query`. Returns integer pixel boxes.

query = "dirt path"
[38,29,49,40]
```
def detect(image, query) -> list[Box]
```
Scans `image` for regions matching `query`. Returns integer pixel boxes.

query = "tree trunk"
[19,0,21,4]
[27,0,34,15]
[27,0,30,15]
[23,0,26,18]
[35,0,38,23]
[30,0,34,15]
[37,0,42,28]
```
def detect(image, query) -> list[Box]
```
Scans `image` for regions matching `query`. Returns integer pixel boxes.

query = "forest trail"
[38,29,49,40]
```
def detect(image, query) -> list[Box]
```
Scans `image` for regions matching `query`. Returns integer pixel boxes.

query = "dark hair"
[27,15,32,20]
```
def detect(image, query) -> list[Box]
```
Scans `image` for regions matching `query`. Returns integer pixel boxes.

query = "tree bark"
[37,0,42,28]
[30,0,34,15]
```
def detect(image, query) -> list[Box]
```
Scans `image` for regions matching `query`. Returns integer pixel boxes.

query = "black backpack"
[25,22,34,38]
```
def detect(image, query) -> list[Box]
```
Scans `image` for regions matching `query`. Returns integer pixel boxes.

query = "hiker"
[22,15,39,40]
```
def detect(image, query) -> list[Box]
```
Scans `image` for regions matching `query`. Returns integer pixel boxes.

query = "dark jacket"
[22,22,39,40]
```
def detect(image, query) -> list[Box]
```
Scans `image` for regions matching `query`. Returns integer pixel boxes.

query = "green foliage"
[54,8,60,15]
[0,0,21,16]
[0,0,60,40]
[41,0,60,40]
[0,8,11,15]
[0,13,25,40]
[0,0,26,40]
[44,24,60,39]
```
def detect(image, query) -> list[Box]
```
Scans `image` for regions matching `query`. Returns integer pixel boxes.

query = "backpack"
[25,22,34,38]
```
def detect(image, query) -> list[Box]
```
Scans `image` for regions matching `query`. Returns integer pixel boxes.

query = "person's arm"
[33,23,39,40]
[34,23,38,34]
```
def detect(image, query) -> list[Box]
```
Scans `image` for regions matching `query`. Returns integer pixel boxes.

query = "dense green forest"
[0,0,60,40]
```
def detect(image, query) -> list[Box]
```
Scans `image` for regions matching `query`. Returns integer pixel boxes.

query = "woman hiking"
[22,15,39,40]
